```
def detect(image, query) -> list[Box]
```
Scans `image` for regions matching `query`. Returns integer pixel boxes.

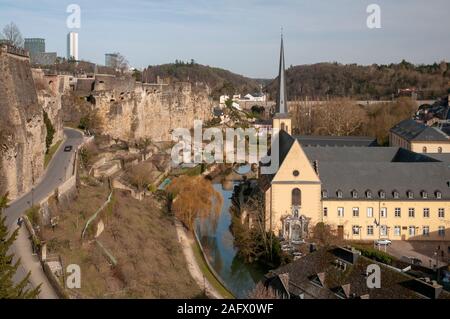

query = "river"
[195,182,266,298]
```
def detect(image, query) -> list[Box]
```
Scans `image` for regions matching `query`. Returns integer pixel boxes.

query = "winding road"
[5,128,84,299]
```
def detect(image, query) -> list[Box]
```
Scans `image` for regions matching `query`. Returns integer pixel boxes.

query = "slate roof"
[264,131,450,200]
[390,119,450,142]
[316,161,450,200]
[296,135,378,147]
[265,247,450,299]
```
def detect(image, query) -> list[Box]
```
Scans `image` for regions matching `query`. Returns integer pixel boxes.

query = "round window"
[293,170,300,177]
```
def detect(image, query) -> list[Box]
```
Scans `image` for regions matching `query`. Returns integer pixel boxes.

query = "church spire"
[276,31,288,115]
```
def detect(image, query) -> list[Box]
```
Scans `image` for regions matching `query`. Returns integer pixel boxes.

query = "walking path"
[12,226,58,299]
[175,221,223,299]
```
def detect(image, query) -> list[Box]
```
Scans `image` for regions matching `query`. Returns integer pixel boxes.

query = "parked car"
[375,239,392,246]
[64,145,73,152]
[409,257,422,266]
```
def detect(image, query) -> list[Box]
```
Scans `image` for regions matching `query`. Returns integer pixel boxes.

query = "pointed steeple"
[276,31,288,115]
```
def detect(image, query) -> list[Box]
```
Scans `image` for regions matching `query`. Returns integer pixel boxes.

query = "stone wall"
[0,45,46,199]
[32,69,64,144]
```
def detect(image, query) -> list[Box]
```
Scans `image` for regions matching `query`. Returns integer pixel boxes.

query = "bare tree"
[314,98,367,136]
[2,22,23,47]
[248,282,280,299]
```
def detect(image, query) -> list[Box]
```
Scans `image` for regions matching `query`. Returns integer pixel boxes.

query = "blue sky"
[1,0,449,78]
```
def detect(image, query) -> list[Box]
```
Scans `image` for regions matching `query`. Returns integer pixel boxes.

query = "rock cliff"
[65,75,213,142]
[0,45,63,200]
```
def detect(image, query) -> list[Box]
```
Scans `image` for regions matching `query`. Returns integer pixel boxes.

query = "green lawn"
[44,140,63,168]
[191,240,235,299]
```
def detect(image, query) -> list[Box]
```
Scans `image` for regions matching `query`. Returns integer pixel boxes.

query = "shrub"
[353,245,393,265]
[43,111,55,154]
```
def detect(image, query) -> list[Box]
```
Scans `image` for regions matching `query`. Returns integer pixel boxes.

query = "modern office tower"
[67,32,79,60]
[24,38,45,55]
[105,53,119,67]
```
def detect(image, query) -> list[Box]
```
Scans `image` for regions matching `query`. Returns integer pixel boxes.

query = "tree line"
[266,61,450,100]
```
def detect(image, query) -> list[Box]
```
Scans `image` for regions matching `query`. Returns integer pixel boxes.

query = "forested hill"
[142,61,262,100]
[265,61,450,100]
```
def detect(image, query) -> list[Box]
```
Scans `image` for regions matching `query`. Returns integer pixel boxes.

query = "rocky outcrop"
[0,46,46,199]
[0,45,63,200]
[65,75,213,142]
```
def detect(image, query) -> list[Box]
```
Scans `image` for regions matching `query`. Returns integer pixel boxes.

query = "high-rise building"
[24,38,45,55]
[67,32,79,61]
[105,53,119,67]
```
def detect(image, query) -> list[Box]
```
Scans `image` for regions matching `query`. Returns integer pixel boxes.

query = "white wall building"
[67,32,79,61]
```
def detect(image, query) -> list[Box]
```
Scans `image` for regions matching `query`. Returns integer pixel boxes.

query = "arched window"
[366,190,373,199]
[423,146,427,153]
[435,190,442,199]
[438,147,443,154]
[351,190,358,199]
[337,190,343,199]
[379,190,386,199]
[292,188,301,206]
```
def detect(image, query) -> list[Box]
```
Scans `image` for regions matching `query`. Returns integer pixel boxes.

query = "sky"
[0,0,449,78]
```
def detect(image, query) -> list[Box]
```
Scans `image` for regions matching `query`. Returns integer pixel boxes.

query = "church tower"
[272,32,292,135]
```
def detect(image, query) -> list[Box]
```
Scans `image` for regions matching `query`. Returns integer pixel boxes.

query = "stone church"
[260,37,450,242]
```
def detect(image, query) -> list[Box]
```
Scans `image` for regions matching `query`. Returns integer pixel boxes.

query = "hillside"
[266,61,450,100]
[142,61,262,100]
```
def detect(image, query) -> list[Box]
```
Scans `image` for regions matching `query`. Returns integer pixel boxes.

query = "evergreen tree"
[0,193,40,299]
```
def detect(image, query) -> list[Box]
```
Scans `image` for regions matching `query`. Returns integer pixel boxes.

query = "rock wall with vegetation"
[0,47,46,199]
[0,46,63,200]
[65,76,213,142]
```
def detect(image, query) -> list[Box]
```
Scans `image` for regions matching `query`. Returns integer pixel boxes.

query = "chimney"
[334,247,360,265]
[408,278,443,299]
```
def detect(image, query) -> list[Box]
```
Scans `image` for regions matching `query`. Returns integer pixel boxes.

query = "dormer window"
[393,190,399,199]
[322,190,328,199]
[310,273,326,288]
[351,190,358,199]
[379,190,386,199]
[337,190,343,199]
[366,190,373,199]
[421,191,428,199]
[435,191,442,199]
[407,191,414,199]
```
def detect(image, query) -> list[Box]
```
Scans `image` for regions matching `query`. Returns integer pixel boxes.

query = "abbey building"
[261,37,450,242]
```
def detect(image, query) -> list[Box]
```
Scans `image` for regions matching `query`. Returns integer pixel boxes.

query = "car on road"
[375,239,392,246]
[64,145,73,152]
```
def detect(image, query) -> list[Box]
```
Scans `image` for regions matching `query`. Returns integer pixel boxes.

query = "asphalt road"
[5,128,84,227]
[5,127,84,299]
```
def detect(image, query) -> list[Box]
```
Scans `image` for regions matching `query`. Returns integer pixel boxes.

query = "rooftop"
[390,119,450,142]
[296,135,378,147]
[266,247,450,299]
[270,130,450,200]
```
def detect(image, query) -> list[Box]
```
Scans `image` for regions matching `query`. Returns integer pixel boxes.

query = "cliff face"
[0,46,46,199]
[0,46,64,200]
[66,76,213,142]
